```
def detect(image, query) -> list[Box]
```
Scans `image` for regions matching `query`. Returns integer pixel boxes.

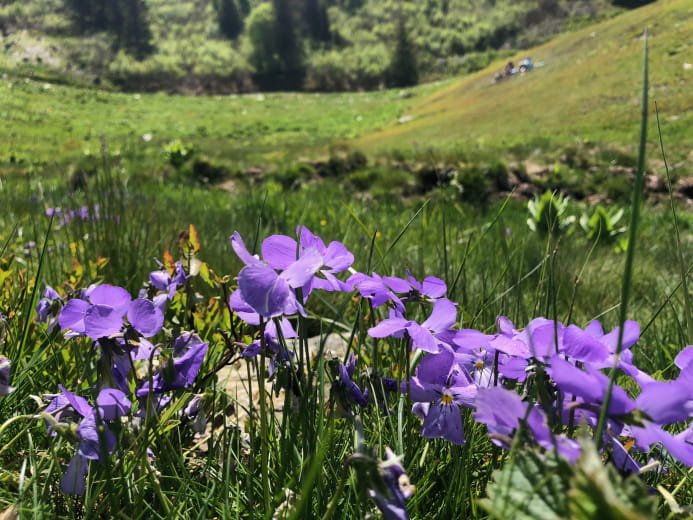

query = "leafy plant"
[527,190,575,235]
[479,441,658,520]
[164,138,195,169]
[579,205,626,243]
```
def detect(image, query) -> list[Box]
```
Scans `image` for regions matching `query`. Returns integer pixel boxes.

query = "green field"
[2,0,691,201]
[0,1,692,519]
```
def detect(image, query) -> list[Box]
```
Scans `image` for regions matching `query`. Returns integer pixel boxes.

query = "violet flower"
[404,348,477,445]
[149,262,187,300]
[0,356,13,396]
[36,286,62,331]
[230,231,323,318]
[393,270,447,303]
[136,333,208,397]
[473,386,580,462]
[296,226,354,293]
[369,298,458,353]
[367,448,414,520]
[59,284,163,340]
[330,353,369,416]
[347,272,406,313]
[45,386,131,494]
[548,354,636,417]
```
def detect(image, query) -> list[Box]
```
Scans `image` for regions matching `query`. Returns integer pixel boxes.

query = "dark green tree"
[271,0,305,88]
[116,0,155,60]
[237,0,252,15]
[214,0,244,40]
[302,0,330,43]
[247,3,277,76]
[64,0,108,32]
[64,0,154,59]
[388,13,418,87]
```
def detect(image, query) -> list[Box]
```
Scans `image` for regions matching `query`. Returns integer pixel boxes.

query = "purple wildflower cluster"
[45,204,100,230]
[228,227,693,475]
[23,223,691,512]
[36,267,207,494]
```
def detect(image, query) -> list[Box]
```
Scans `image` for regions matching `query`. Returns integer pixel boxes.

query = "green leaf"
[567,442,657,520]
[479,442,658,520]
[478,450,572,520]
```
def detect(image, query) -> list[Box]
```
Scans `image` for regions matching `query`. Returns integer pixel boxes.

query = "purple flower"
[228,289,297,338]
[231,231,325,318]
[127,298,164,338]
[296,226,354,293]
[630,422,693,467]
[473,386,580,462]
[368,298,458,353]
[330,353,369,416]
[675,346,693,371]
[149,262,187,299]
[367,448,414,520]
[183,395,207,433]
[404,349,477,445]
[347,272,406,313]
[548,355,636,416]
[58,285,163,340]
[0,356,14,396]
[45,386,131,494]
[136,333,208,397]
[36,286,62,330]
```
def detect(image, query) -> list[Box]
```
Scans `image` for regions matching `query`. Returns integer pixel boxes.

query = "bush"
[273,162,316,190]
[455,166,492,203]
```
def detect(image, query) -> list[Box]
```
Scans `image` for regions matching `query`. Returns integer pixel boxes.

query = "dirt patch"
[215,334,349,428]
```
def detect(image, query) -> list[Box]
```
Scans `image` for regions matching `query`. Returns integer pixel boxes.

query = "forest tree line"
[4,0,654,92]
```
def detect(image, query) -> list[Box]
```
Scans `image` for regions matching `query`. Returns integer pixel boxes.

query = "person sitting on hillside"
[503,61,516,77]
[519,57,533,72]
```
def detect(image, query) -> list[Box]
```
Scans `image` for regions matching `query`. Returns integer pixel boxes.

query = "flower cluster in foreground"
[9,224,688,518]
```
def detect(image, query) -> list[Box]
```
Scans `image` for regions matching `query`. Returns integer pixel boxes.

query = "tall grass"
[1,155,691,517]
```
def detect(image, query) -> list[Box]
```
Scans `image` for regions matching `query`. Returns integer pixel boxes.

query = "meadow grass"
[0,77,446,180]
[2,0,692,188]
[0,163,692,518]
[1,4,692,517]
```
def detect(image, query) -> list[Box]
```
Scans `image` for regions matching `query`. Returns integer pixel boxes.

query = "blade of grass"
[655,101,692,344]
[595,29,648,448]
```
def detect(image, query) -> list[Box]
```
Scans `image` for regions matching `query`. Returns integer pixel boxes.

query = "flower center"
[474,361,484,370]
[441,392,453,405]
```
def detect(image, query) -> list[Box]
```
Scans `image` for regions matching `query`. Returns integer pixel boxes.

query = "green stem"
[595,30,648,448]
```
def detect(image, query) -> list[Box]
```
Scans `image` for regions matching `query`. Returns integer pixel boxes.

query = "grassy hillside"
[357,0,693,166]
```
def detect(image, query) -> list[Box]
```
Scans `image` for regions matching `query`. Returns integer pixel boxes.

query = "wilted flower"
[0,356,14,396]
[367,448,414,520]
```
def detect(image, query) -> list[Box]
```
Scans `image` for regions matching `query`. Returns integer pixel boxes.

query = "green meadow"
[0,0,692,518]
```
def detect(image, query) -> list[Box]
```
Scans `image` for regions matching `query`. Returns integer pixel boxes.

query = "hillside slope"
[357,0,693,164]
